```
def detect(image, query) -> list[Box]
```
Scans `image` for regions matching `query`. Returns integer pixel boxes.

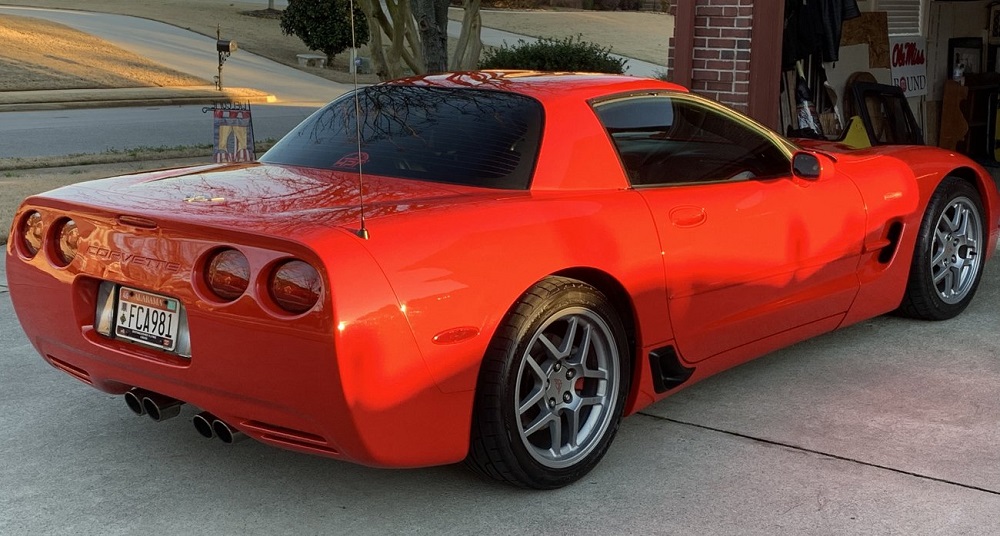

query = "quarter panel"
[356,189,671,395]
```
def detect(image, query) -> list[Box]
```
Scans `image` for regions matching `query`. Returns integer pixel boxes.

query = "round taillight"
[205,248,250,301]
[54,219,79,266]
[269,260,322,314]
[20,211,44,257]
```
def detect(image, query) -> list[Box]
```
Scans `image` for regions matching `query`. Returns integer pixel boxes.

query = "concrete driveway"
[3,244,999,534]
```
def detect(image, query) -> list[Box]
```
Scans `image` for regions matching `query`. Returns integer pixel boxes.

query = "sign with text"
[889,36,927,97]
[207,102,255,163]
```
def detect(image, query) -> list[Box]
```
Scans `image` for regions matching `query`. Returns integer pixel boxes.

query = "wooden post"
[671,1,695,89]
[748,1,784,130]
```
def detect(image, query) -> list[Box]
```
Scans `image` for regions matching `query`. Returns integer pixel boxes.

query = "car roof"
[388,71,689,103]
[383,71,693,191]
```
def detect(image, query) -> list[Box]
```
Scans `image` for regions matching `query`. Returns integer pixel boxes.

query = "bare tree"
[357,0,482,80]
[358,0,423,79]
[412,0,448,73]
[450,0,481,71]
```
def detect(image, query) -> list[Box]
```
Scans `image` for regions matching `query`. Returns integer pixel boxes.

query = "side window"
[594,95,790,186]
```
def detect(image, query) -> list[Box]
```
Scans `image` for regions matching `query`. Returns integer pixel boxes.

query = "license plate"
[114,287,180,352]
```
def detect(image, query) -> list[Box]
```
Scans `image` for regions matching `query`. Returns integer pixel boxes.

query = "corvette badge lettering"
[87,245,181,272]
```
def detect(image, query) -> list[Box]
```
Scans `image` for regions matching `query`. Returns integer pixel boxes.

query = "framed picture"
[948,37,983,78]
[991,4,1000,46]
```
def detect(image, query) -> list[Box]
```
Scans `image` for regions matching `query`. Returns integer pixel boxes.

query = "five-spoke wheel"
[515,307,620,469]
[900,176,986,320]
[928,195,983,305]
[467,277,629,489]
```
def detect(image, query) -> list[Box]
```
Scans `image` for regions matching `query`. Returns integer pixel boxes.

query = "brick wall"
[667,0,755,113]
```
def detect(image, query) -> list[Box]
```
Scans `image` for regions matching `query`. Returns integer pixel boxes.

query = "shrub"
[478,35,628,74]
[280,0,369,66]
[591,0,645,10]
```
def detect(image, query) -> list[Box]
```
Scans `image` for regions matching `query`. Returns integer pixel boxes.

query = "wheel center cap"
[546,368,579,404]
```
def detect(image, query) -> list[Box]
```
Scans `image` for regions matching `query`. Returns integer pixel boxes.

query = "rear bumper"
[7,247,474,469]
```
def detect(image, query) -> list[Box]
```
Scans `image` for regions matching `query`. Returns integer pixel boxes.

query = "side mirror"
[791,151,835,181]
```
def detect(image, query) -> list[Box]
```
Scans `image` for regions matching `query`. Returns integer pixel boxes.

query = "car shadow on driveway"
[2,247,1000,534]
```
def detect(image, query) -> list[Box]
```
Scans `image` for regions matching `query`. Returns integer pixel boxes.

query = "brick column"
[667,0,784,130]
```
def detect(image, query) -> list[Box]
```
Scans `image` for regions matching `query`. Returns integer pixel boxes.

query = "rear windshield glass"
[260,85,544,190]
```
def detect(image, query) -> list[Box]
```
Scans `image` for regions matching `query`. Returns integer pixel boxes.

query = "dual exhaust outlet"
[124,388,246,444]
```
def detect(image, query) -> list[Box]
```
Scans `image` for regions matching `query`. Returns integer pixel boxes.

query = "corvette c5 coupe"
[7,72,998,489]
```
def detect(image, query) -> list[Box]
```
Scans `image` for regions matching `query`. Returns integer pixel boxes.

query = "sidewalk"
[447,9,666,78]
[0,86,274,113]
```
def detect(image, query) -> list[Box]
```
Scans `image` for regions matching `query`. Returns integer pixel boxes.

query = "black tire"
[466,276,630,489]
[898,176,986,320]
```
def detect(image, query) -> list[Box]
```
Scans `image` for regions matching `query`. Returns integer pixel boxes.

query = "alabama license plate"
[115,287,180,352]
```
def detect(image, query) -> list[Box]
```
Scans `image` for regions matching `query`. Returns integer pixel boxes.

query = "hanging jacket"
[782,0,861,69]
[819,0,862,63]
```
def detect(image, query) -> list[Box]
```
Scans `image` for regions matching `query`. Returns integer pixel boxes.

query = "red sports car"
[7,72,998,489]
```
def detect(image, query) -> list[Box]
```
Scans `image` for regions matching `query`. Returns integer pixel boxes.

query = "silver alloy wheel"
[930,196,983,304]
[515,307,620,469]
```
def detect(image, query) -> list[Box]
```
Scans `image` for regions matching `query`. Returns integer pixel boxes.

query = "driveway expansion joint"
[638,411,1000,497]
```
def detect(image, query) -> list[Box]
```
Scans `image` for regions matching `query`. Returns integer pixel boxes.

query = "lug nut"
[563,392,572,403]
[548,398,556,409]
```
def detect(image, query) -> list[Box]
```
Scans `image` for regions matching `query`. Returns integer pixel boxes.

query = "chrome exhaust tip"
[123,389,146,416]
[192,412,216,439]
[212,419,247,444]
[141,393,183,422]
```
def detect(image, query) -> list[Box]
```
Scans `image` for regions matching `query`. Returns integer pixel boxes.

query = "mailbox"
[215,38,237,90]
[217,40,237,53]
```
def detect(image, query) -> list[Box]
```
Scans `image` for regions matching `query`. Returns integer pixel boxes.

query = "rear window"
[260,85,544,190]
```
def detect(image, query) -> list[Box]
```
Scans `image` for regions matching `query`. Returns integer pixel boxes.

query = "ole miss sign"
[889,36,928,98]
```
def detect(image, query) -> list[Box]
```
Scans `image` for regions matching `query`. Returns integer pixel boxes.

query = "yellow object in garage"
[839,116,872,149]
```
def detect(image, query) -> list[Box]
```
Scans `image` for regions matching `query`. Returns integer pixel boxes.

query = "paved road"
[0,5,348,105]
[3,243,1000,533]
[0,5,347,158]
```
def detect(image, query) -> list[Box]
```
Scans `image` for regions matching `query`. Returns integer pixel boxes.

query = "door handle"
[669,205,707,227]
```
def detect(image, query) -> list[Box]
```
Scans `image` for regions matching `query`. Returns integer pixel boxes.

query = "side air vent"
[878,222,904,264]
[648,346,694,394]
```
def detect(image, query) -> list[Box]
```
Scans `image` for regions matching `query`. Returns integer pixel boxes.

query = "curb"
[0,86,276,113]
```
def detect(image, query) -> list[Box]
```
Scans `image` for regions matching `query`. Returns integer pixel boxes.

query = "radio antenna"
[348,0,369,240]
